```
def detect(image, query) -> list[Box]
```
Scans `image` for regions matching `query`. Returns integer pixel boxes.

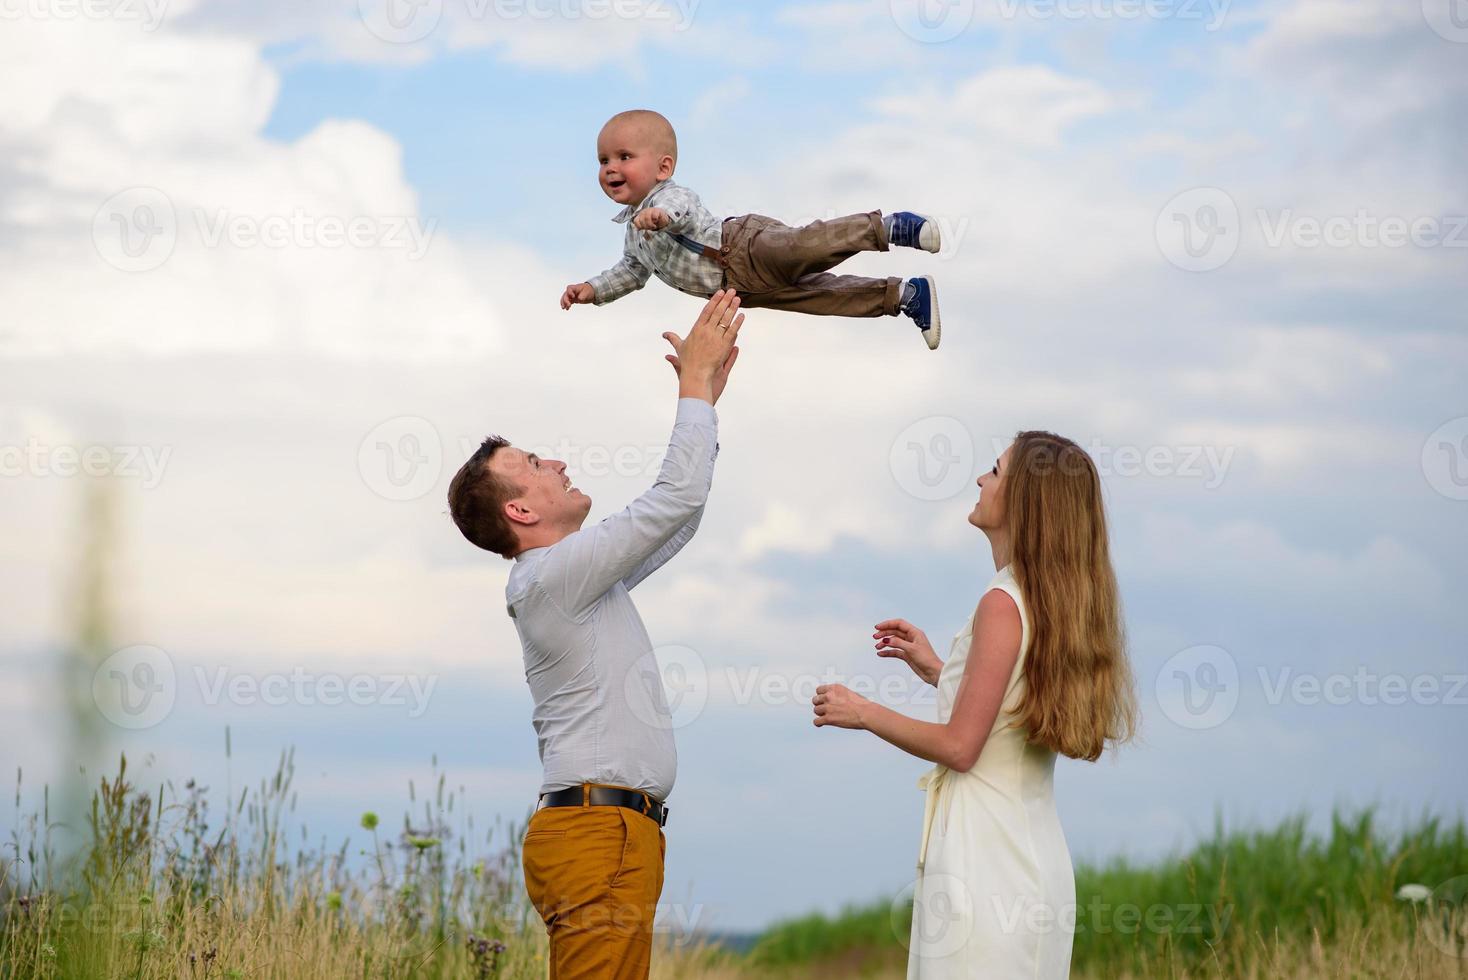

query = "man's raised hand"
[663,289,743,405]
[663,336,740,406]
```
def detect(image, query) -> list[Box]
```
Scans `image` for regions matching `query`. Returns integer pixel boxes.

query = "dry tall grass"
[4,753,1464,979]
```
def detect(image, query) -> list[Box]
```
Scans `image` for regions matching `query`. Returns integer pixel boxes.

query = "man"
[446,289,743,979]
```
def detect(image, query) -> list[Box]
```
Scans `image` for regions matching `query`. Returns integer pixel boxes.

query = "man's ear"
[504,499,538,528]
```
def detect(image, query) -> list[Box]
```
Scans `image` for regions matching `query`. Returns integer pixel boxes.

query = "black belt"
[538,784,669,828]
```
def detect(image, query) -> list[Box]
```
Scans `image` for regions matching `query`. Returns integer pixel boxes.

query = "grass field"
[4,751,1465,979]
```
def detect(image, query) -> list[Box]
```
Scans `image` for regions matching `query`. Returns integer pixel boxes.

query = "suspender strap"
[666,231,723,263]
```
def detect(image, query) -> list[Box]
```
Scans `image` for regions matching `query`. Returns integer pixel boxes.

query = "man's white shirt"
[505,398,719,801]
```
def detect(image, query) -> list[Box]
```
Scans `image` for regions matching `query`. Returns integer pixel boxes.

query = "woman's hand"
[812,683,869,730]
[874,618,943,686]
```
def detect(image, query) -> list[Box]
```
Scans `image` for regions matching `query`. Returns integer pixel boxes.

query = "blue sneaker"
[901,276,941,350]
[886,212,941,253]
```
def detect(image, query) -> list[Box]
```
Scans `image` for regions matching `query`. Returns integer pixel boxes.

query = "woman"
[812,430,1138,979]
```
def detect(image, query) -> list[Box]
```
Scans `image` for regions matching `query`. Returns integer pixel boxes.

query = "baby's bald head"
[599,109,678,165]
[596,109,679,207]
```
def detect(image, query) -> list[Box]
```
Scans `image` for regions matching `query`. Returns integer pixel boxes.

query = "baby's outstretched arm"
[566,255,648,308]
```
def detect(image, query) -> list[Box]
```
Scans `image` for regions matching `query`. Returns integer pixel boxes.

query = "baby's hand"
[560,282,596,309]
[632,207,670,233]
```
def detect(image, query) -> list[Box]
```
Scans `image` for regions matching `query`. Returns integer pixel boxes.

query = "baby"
[560,109,943,350]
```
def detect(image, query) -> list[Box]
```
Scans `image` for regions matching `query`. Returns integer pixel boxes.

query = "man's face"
[597,121,671,208]
[490,446,591,534]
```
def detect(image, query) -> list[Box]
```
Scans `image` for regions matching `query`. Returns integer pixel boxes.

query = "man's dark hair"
[447,436,523,559]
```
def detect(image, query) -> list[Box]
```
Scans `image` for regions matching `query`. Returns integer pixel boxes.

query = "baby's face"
[597,122,671,207]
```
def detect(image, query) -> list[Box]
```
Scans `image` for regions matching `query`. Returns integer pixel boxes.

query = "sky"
[2,0,1466,937]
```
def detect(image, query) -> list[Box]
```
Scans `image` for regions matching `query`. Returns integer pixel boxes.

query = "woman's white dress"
[907,564,1075,979]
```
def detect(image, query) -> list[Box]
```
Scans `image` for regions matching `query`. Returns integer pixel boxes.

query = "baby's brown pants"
[716,210,905,318]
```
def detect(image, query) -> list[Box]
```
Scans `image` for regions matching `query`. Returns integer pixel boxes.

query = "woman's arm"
[814,589,1022,773]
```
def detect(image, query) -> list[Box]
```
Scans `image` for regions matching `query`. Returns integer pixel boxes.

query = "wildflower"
[125,928,166,951]
[361,812,379,830]
[327,891,343,910]
[1397,884,1432,903]
[409,836,441,851]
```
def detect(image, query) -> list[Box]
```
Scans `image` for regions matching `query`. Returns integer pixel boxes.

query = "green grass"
[746,806,1468,977]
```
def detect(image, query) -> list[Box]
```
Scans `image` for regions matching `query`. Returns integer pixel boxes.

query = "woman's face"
[969,443,1012,530]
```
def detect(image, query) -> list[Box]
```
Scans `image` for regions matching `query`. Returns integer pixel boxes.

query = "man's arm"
[531,398,718,617]
[588,250,652,306]
[620,487,708,591]
[530,290,743,617]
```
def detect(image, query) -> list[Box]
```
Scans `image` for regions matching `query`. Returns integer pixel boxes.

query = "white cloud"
[0,17,509,359]
[873,65,1115,148]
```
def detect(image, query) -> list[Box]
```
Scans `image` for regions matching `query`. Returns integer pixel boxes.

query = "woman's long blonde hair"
[1004,430,1138,761]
